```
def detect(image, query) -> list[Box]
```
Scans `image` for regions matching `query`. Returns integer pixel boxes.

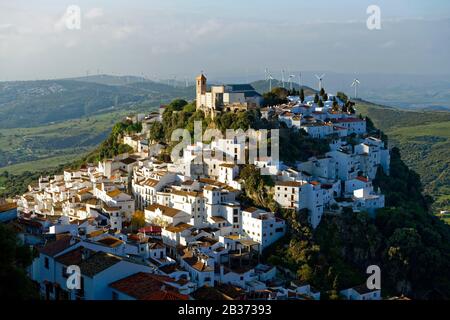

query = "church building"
[195,73,262,118]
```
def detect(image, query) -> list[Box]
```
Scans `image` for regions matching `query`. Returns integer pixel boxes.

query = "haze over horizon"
[1,0,450,81]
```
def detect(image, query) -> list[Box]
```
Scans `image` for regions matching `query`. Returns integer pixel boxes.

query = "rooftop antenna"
[315,73,326,91]
[351,78,361,99]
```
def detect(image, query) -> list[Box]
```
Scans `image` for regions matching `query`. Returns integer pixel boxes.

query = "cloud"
[84,8,104,20]
[380,40,396,48]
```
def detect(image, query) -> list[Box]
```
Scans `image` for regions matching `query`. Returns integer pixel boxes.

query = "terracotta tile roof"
[332,117,365,123]
[79,252,122,277]
[171,189,199,197]
[106,189,123,198]
[38,235,76,257]
[0,203,17,213]
[165,222,193,233]
[146,204,181,217]
[219,163,236,168]
[356,176,369,183]
[210,216,226,222]
[109,272,189,300]
[55,246,94,266]
[120,157,137,165]
[143,179,159,187]
[183,256,213,272]
[138,225,162,234]
[275,181,304,187]
[96,236,123,248]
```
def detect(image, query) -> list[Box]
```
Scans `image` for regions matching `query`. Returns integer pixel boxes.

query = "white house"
[340,284,381,300]
[241,207,286,251]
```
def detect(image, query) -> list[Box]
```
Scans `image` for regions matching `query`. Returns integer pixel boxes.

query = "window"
[44,257,49,269]
[62,266,68,278]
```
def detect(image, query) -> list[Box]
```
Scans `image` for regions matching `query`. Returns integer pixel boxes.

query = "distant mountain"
[0,77,194,128]
[216,71,450,111]
[69,74,148,86]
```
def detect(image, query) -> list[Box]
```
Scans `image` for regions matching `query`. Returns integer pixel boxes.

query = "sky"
[0,0,449,81]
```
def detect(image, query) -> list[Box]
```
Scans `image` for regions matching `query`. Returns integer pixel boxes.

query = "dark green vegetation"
[0,76,194,173]
[356,100,450,215]
[73,121,141,166]
[250,79,316,97]
[261,142,450,300]
[0,88,450,299]
[0,223,38,299]
[0,119,142,199]
[0,77,194,128]
[0,112,118,170]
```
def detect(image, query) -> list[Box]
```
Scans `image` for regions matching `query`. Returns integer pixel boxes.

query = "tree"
[131,210,146,230]
[318,99,324,108]
[319,88,326,97]
[298,264,314,282]
[167,99,188,111]
[314,93,319,104]
[336,92,348,103]
[262,87,289,107]
[299,88,305,103]
[0,224,38,299]
[149,122,164,142]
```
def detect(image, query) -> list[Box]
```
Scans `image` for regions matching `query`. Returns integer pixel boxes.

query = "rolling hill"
[0,76,448,215]
[356,100,450,213]
[0,75,195,171]
[0,76,194,128]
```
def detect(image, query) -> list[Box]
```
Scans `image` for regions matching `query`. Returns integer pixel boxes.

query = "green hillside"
[356,100,450,214]
[0,77,194,128]
[0,76,194,173]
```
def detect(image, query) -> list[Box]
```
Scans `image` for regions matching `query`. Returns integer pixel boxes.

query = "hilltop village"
[11,75,390,300]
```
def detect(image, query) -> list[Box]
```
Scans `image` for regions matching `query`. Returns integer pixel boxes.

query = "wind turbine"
[298,72,302,88]
[266,71,274,92]
[281,69,285,88]
[288,74,295,91]
[351,78,361,99]
[315,73,325,91]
